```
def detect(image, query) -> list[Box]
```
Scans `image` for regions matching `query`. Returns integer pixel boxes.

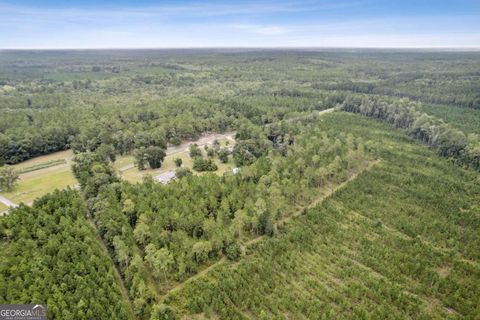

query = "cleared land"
[0,134,234,205]
[12,150,73,170]
[114,133,235,183]
[420,103,480,134]
[0,150,76,205]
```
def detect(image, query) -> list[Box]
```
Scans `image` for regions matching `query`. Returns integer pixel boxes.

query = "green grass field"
[1,150,77,205]
[163,113,480,319]
[12,150,73,170]
[116,151,193,183]
[117,151,235,183]
[0,203,8,213]
[16,159,66,174]
[2,167,77,205]
[1,138,233,204]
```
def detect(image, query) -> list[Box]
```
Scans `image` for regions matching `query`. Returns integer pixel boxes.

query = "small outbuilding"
[155,170,176,184]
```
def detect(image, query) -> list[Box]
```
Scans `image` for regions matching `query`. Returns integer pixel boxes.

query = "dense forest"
[0,190,132,319]
[1,50,479,164]
[1,50,479,319]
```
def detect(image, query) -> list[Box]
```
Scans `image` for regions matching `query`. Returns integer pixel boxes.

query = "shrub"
[192,158,218,172]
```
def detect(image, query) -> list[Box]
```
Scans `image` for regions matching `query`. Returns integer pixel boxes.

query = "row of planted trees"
[0,190,131,319]
[339,94,480,170]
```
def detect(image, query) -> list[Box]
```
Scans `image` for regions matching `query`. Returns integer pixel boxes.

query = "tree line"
[339,94,480,170]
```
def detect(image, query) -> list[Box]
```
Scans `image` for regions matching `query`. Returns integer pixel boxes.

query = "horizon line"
[2,46,480,51]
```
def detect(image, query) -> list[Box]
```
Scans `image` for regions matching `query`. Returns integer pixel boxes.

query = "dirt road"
[318,108,335,115]
[160,158,379,301]
[0,195,18,208]
[266,108,335,127]
[0,195,18,215]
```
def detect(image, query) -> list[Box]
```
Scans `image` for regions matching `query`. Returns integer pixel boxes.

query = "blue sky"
[1,0,479,48]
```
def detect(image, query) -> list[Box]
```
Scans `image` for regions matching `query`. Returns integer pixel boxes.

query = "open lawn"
[2,167,77,205]
[116,151,193,183]
[0,202,8,213]
[12,150,73,170]
[114,133,236,183]
[1,136,233,203]
[117,150,235,183]
[1,152,77,205]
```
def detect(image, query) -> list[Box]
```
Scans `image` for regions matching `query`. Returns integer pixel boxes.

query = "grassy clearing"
[1,167,77,205]
[0,203,8,212]
[420,104,480,134]
[118,151,235,183]
[12,150,73,170]
[164,113,480,319]
[1,137,232,203]
[115,138,235,183]
[116,151,192,183]
[113,155,136,170]
[1,149,76,205]
[16,159,66,174]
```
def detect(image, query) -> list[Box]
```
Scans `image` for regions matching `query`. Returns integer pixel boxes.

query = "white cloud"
[0,1,479,48]
[0,1,362,20]
[231,24,291,35]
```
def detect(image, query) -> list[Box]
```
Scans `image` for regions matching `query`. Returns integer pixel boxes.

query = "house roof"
[155,170,176,184]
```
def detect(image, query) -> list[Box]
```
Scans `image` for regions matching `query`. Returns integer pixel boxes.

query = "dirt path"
[161,159,380,300]
[158,108,340,299]
[0,195,18,208]
[244,160,380,248]
[162,257,227,299]
[87,219,137,320]
[266,108,335,127]
[318,108,335,115]
[119,163,135,172]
